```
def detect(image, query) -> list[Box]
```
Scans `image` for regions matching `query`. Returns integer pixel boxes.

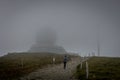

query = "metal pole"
[97,26,100,56]
[97,35,100,56]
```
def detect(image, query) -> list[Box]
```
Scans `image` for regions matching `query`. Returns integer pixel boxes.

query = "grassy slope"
[74,57,120,80]
[0,52,72,80]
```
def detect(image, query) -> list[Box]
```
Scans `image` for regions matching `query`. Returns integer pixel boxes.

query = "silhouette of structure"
[29,27,66,53]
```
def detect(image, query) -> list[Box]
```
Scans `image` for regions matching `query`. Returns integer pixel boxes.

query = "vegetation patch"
[74,57,120,80]
[0,52,73,80]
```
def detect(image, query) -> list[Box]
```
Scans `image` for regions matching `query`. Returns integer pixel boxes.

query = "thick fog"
[0,0,120,57]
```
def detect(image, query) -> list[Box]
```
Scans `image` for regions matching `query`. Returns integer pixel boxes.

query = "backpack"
[64,57,67,62]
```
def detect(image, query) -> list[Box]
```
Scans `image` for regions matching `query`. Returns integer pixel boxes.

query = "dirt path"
[21,57,80,80]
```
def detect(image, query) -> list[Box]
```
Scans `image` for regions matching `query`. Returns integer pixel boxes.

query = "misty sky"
[0,0,120,57]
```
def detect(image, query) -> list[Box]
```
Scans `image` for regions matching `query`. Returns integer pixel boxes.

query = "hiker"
[63,55,67,69]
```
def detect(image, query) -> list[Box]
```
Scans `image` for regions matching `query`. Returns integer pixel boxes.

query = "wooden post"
[86,61,89,79]
[53,57,55,64]
[21,58,23,69]
[80,62,82,69]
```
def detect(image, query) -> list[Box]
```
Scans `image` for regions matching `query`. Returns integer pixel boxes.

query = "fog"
[0,0,120,57]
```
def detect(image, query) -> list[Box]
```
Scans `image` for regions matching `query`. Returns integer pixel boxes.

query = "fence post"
[21,58,23,69]
[86,61,89,79]
[80,62,82,69]
[53,57,55,64]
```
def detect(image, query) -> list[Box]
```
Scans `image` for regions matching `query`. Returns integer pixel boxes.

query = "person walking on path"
[63,55,68,69]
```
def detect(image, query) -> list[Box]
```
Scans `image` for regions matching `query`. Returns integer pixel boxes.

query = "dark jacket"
[64,56,67,63]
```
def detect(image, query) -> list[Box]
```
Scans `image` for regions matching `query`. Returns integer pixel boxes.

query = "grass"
[74,57,120,80]
[0,52,73,80]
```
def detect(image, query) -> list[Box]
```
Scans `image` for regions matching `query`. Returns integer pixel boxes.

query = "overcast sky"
[0,0,120,57]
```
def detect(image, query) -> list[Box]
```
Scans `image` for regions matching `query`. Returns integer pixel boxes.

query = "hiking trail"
[21,57,80,80]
